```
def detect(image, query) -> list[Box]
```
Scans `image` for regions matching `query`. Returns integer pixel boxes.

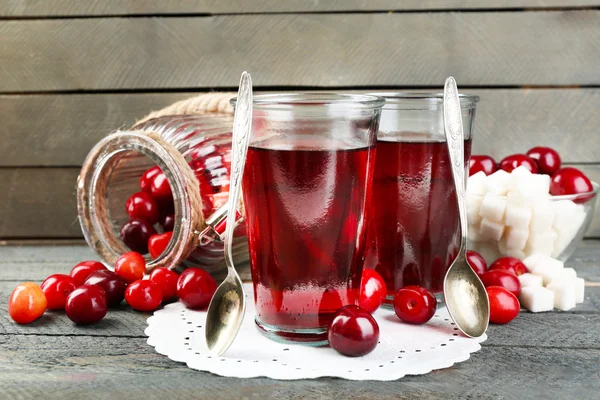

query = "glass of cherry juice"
[365,93,479,302]
[236,93,384,345]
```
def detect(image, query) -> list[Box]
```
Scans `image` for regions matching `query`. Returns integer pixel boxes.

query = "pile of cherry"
[469,146,593,195]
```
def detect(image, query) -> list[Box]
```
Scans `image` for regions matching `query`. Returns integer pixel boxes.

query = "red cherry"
[148,231,173,259]
[114,251,146,283]
[489,257,528,276]
[393,286,437,325]
[65,285,107,325]
[358,268,387,313]
[120,219,156,254]
[327,305,379,357]
[499,154,539,174]
[70,261,107,286]
[125,192,160,225]
[160,213,175,232]
[480,270,521,297]
[125,280,163,312]
[40,274,77,310]
[140,166,161,194]
[469,155,497,176]
[487,286,520,324]
[150,170,173,202]
[550,167,593,200]
[466,250,488,277]
[176,268,217,310]
[526,147,562,175]
[84,270,128,307]
[149,268,179,302]
[8,282,47,324]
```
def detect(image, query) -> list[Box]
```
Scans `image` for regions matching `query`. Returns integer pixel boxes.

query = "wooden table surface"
[1,242,599,400]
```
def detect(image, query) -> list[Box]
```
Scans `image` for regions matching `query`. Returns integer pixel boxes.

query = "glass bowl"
[466,182,598,264]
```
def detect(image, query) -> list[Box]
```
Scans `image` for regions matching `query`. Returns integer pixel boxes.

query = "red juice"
[365,132,472,298]
[242,139,375,342]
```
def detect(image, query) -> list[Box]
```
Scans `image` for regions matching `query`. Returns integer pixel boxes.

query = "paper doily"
[145,283,486,381]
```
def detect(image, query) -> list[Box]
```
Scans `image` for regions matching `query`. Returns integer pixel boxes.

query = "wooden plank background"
[0,1,599,239]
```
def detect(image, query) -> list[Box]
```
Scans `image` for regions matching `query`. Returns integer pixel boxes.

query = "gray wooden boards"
[2,89,600,167]
[0,243,599,399]
[1,11,600,91]
[0,165,599,239]
[1,1,599,16]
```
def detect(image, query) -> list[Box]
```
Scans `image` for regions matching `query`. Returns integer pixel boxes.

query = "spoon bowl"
[442,77,489,338]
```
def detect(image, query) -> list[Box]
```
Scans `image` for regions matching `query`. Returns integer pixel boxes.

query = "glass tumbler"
[364,93,479,301]
[234,93,384,345]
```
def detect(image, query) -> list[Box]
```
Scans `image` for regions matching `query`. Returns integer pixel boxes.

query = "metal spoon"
[205,72,252,355]
[442,76,490,338]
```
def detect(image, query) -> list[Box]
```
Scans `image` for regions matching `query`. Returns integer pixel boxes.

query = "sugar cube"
[467,224,482,242]
[519,286,555,312]
[530,174,551,196]
[557,268,577,281]
[485,170,512,195]
[479,196,507,222]
[500,247,526,260]
[477,241,501,265]
[529,255,564,285]
[575,277,585,304]
[502,227,528,250]
[467,171,487,195]
[529,200,555,232]
[479,218,505,241]
[552,207,587,258]
[522,253,546,271]
[525,230,557,257]
[546,281,576,311]
[504,205,532,230]
[466,194,483,225]
[518,273,543,288]
[552,200,578,231]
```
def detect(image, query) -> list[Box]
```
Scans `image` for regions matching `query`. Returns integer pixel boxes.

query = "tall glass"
[364,93,479,301]
[236,93,384,344]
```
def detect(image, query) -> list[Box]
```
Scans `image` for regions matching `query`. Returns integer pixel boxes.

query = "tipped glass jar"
[77,113,248,278]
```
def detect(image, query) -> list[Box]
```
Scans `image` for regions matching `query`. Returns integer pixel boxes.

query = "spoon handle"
[225,72,253,270]
[443,77,468,249]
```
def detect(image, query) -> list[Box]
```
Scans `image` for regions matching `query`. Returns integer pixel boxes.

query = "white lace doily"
[145,283,486,381]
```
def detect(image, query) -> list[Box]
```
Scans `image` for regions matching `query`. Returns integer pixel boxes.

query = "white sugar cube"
[529,200,555,232]
[525,230,557,257]
[529,255,563,285]
[552,200,578,231]
[552,207,586,258]
[505,205,532,230]
[519,286,555,312]
[477,241,501,265]
[523,253,546,271]
[500,247,526,260]
[530,174,551,196]
[485,170,512,195]
[467,224,482,242]
[575,278,585,303]
[479,196,507,222]
[556,268,577,281]
[479,218,505,241]
[502,227,528,250]
[518,273,543,288]
[467,171,487,195]
[511,166,532,180]
[466,194,483,225]
[546,281,576,311]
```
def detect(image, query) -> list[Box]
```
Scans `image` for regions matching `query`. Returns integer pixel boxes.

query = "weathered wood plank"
[0,335,598,399]
[3,89,600,166]
[1,165,598,238]
[1,12,599,91]
[1,0,598,16]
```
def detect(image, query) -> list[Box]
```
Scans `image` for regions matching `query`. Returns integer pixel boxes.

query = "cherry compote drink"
[243,139,375,343]
[366,132,472,299]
